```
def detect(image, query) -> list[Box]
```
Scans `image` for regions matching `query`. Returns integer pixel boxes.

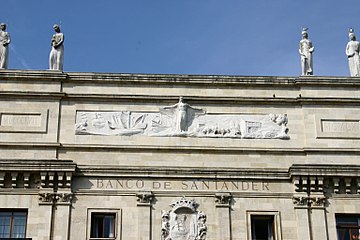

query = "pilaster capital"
[215,192,232,207]
[136,191,154,206]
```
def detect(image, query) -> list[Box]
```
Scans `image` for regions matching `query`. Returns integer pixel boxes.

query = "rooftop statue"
[49,24,64,71]
[346,28,360,77]
[0,23,10,69]
[299,28,314,76]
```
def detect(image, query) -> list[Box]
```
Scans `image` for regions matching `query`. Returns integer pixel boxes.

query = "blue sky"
[2,0,360,76]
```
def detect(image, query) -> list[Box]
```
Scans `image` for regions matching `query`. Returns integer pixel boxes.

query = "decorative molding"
[0,172,39,189]
[162,197,207,240]
[292,196,308,206]
[38,192,73,204]
[197,211,207,240]
[40,171,73,189]
[215,193,232,206]
[170,196,198,212]
[58,193,74,203]
[311,196,327,207]
[161,210,170,240]
[292,195,327,207]
[38,192,59,203]
[136,191,154,205]
[292,173,360,195]
[0,172,5,188]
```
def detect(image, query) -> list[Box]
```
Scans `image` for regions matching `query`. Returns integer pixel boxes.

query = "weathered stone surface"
[0,70,360,240]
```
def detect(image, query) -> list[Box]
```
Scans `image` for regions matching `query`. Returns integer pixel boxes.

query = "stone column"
[136,191,154,240]
[293,193,311,240]
[215,193,232,240]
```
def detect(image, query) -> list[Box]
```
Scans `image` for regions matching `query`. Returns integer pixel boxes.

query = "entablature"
[0,159,76,190]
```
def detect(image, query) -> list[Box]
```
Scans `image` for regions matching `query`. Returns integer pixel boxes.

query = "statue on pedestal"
[49,24,64,71]
[299,28,314,76]
[0,23,10,69]
[346,28,360,77]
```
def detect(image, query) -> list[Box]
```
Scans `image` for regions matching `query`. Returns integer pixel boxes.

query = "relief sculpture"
[161,197,207,240]
[75,97,289,139]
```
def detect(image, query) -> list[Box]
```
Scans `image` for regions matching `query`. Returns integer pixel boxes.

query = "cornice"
[0,69,66,81]
[290,164,360,177]
[60,144,360,154]
[1,70,360,87]
[0,159,76,172]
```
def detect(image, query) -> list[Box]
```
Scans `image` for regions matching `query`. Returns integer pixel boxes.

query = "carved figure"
[49,24,64,71]
[299,28,314,76]
[161,97,205,132]
[346,28,360,77]
[0,23,10,69]
[196,211,207,240]
[91,113,105,129]
[161,210,171,240]
[171,214,190,239]
[269,113,288,137]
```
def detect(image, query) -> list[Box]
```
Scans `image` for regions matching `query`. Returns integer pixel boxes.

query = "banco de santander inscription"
[94,179,270,192]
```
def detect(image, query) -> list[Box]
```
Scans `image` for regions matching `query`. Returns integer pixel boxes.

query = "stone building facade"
[0,70,359,240]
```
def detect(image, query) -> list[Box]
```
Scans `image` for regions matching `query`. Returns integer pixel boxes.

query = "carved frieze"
[75,98,289,139]
[161,197,207,240]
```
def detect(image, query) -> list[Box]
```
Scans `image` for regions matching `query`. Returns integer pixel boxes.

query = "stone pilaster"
[215,193,232,240]
[293,192,328,240]
[38,191,73,240]
[293,193,312,240]
[53,191,73,240]
[136,191,154,240]
[309,193,328,240]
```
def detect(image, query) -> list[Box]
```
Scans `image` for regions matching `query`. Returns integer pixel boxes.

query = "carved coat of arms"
[161,197,207,240]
